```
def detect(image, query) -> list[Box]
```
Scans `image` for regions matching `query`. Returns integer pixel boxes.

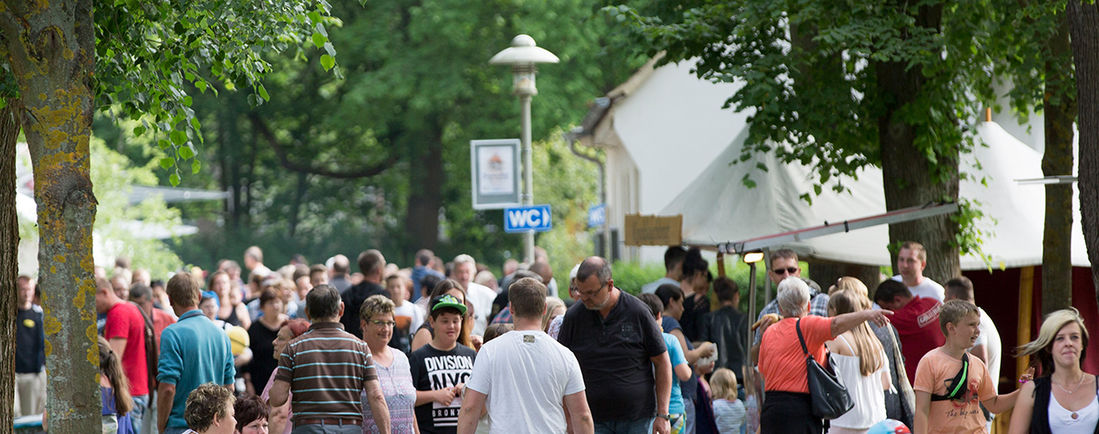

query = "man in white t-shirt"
[891,241,945,301]
[453,254,497,336]
[641,246,686,294]
[457,277,593,434]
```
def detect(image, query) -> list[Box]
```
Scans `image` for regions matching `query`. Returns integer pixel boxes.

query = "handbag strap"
[796,318,811,356]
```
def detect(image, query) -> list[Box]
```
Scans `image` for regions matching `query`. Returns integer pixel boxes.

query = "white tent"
[660,121,1089,270]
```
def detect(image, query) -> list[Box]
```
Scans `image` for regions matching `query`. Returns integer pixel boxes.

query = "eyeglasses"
[772,267,798,275]
[577,281,610,299]
[369,320,396,327]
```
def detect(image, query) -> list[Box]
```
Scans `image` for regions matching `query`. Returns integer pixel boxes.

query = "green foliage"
[532,130,600,298]
[610,261,665,295]
[93,0,353,185]
[16,138,185,279]
[145,0,645,271]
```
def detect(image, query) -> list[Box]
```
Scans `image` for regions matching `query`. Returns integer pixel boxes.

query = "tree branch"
[247,112,397,179]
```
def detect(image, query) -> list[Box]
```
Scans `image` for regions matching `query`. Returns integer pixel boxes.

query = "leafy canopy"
[93,0,358,185]
[607,0,1001,198]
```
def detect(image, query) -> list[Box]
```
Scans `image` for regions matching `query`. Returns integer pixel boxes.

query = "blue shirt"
[664,333,687,415]
[156,309,235,429]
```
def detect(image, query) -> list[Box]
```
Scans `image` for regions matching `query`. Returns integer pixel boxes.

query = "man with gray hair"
[557,257,673,434]
[452,254,497,336]
[269,284,390,433]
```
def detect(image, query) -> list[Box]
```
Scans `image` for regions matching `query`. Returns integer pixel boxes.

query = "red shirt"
[104,302,149,396]
[891,296,945,384]
[759,315,834,394]
[151,308,176,351]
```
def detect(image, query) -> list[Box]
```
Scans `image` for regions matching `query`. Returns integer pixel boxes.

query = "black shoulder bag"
[796,318,854,419]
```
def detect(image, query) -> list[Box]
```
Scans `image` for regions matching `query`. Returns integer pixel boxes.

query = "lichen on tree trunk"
[0,105,20,433]
[0,0,101,431]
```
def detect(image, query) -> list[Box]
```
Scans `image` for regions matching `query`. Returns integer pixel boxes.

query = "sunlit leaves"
[92,0,349,185]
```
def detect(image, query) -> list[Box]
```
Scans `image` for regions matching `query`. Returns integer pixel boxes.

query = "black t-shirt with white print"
[409,342,476,434]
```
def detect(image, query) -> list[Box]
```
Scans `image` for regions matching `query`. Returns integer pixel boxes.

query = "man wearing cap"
[269,284,390,433]
[410,294,478,433]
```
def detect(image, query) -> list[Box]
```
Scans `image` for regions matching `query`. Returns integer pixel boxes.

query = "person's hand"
[471,334,484,351]
[868,309,893,327]
[1018,367,1035,385]
[453,383,465,397]
[433,388,456,406]
[652,416,670,434]
[698,342,716,358]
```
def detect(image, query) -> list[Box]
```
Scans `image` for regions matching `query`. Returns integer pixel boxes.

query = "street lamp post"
[491,34,558,264]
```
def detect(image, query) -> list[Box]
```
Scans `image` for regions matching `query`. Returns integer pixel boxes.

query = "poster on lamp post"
[470,139,521,210]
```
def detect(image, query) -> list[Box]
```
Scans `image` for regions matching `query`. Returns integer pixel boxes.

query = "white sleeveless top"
[1049,388,1099,434]
[829,335,889,429]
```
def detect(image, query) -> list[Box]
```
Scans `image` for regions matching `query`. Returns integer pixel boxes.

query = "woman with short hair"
[359,294,419,434]
[758,278,892,434]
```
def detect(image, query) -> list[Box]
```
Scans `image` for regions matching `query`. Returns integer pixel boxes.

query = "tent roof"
[660,122,1089,270]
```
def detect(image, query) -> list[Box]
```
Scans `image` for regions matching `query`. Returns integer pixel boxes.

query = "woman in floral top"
[359,294,420,433]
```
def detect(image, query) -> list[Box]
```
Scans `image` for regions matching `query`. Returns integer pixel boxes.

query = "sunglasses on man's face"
[772,267,798,275]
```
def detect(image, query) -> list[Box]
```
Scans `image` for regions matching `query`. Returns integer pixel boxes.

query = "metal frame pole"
[520,93,535,264]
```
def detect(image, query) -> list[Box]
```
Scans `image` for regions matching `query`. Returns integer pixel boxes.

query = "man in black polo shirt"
[557,257,673,434]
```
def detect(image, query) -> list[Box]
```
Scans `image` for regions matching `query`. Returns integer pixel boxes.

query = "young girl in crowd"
[99,335,136,434]
[710,368,746,434]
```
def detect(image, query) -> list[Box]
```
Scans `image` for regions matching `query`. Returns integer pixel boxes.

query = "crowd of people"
[11,241,1097,434]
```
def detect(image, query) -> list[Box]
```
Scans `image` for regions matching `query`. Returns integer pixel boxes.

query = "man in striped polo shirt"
[269,284,390,433]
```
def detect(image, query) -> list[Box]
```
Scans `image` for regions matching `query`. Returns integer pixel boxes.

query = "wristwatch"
[657,413,672,421]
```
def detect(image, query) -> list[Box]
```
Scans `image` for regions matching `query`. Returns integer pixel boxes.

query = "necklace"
[1054,374,1087,395]
[1054,374,1089,420]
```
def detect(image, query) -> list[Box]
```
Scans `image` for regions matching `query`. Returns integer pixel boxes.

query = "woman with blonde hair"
[1009,308,1096,434]
[358,295,419,433]
[542,297,566,332]
[829,276,869,297]
[832,276,915,427]
[824,289,890,433]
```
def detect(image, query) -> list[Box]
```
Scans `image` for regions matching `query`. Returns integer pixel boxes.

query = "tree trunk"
[1,1,102,432]
[875,4,961,284]
[404,133,443,251]
[1041,14,1077,314]
[288,171,308,238]
[1068,0,1099,311]
[0,104,20,434]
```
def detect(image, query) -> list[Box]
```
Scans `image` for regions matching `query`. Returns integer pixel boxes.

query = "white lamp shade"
[489,34,559,66]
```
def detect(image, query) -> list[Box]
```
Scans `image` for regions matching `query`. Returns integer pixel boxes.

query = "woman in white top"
[1009,308,1097,434]
[825,289,890,434]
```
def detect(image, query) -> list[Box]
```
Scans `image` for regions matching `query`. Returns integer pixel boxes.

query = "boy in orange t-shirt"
[913,300,1019,434]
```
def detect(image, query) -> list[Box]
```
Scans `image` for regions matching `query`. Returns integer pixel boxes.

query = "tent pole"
[1017,266,1035,378]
